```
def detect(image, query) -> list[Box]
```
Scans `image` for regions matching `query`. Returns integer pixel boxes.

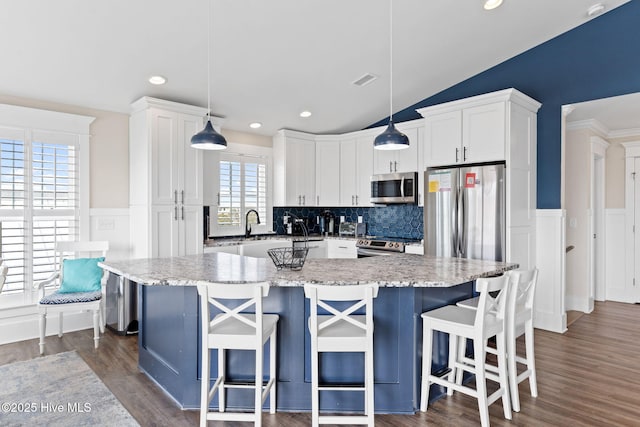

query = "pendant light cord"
[207,0,212,120]
[389,0,393,122]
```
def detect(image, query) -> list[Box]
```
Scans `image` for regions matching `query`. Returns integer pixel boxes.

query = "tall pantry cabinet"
[129,97,207,259]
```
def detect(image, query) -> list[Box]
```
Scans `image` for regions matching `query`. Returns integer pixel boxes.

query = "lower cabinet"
[326,239,357,259]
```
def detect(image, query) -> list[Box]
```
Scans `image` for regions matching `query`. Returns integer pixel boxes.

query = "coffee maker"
[319,210,335,236]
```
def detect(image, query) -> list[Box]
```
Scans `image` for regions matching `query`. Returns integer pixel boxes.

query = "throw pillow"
[59,257,105,293]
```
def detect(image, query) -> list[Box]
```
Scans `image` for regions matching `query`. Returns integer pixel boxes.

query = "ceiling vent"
[352,73,378,87]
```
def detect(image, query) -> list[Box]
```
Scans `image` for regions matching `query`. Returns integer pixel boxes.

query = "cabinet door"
[339,139,357,206]
[462,102,506,163]
[284,138,316,206]
[152,205,179,258]
[151,109,179,205]
[373,144,396,174]
[355,136,374,206]
[424,110,461,167]
[179,114,203,205]
[316,140,340,206]
[298,139,316,206]
[179,204,203,256]
[394,125,419,173]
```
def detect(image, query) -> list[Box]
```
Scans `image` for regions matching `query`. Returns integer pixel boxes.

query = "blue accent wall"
[371,2,640,209]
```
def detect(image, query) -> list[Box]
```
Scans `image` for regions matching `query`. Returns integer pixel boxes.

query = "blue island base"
[136,282,474,414]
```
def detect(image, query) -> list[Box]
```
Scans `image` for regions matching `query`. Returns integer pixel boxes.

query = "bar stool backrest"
[197,282,270,342]
[507,268,538,337]
[474,274,513,337]
[304,284,379,338]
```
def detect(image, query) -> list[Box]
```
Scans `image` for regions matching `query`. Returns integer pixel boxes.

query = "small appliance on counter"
[338,222,366,237]
[318,210,336,236]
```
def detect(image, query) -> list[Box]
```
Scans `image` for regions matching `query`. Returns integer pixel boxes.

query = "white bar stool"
[420,275,513,427]
[457,268,539,411]
[197,281,278,427]
[304,283,379,427]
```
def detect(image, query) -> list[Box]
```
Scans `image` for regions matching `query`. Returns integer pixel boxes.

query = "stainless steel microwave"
[370,171,418,204]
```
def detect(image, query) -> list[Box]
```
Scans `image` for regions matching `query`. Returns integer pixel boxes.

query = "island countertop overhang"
[99,252,517,288]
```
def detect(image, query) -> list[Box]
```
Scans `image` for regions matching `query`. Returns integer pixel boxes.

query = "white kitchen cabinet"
[315,137,341,206]
[239,239,291,258]
[129,96,208,259]
[419,91,525,168]
[305,240,328,259]
[373,124,420,175]
[326,239,357,259]
[340,136,373,206]
[273,130,316,206]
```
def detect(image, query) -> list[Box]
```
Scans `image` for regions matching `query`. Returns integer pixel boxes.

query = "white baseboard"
[565,295,593,313]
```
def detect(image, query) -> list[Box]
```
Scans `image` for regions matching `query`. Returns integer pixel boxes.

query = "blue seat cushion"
[39,290,102,305]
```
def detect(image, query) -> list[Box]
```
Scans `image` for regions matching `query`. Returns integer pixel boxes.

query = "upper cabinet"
[340,136,374,206]
[129,97,208,259]
[273,130,316,206]
[418,89,539,168]
[372,123,421,175]
[315,137,341,206]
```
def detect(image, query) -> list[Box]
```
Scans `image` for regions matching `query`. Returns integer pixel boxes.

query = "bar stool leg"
[474,336,490,427]
[255,339,263,426]
[311,339,319,427]
[218,349,225,412]
[507,327,520,412]
[270,327,277,414]
[200,348,210,427]
[496,331,512,420]
[525,319,538,397]
[420,321,433,412]
[366,335,375,426]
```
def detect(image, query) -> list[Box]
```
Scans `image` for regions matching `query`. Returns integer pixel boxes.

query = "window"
[214,150,270,236]
[0,104,93,307]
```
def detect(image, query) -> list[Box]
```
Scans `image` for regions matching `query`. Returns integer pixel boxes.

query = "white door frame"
[622,141,640,303]
[589,137,608,306]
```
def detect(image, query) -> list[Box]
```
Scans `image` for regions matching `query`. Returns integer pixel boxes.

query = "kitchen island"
[100,252,515,414]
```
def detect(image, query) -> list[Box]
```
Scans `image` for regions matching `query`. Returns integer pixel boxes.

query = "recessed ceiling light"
[483,0,503,10]
[148,75,167,85]
[249,122,262,129]
[300,111,312,118]
[587,3,606,17]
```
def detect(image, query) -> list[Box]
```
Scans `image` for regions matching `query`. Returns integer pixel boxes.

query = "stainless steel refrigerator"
[424,162,505,261]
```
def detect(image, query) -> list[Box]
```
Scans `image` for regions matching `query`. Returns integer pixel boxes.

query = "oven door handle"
[400,176,405,199]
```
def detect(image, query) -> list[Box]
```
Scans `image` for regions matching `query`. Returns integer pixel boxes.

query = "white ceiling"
[0,0,630,136]
[566,92,640,134]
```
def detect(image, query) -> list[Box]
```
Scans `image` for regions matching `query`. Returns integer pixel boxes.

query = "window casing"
[213,150,270,236]
[0,104,93,308]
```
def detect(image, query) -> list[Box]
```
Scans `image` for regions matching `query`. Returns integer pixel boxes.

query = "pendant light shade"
[373,120,409,150]
[374,0,409,150]
[191,119,227,150]
[191,0,227,150]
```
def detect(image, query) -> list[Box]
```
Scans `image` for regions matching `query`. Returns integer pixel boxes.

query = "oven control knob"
[394,242,400,248]
[357,240,363,245]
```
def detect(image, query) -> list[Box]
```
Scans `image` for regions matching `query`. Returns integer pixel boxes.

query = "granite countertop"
[99,252,517,288]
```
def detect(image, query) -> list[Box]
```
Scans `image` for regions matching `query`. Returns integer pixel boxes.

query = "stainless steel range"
[355,237,407,257]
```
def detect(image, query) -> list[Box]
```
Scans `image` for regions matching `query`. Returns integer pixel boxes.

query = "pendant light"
[374,0,409,151]
[191,0,227,150]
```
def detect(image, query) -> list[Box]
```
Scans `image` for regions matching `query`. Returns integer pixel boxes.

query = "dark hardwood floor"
[1,301,639,426]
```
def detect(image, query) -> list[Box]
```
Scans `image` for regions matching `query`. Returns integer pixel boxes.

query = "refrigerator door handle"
[459,185,466,258]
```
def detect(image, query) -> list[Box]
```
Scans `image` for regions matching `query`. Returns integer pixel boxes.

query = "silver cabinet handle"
[174,206,178,220]
[355,195,359,205]
[217,192,220,205]
[394,161,397,172]
[389,161,393,173]
[298,195,301,205]
[317,195,319,205]
[463,146,468,162]
[455,147,460,162]
[303,195,306,205]
[351,195,355,205]
[181,205,184,220]
[181,190,184,204]
[174,190,178,204]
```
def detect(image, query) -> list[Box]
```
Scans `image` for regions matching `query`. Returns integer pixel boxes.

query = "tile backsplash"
[273,205,423,240]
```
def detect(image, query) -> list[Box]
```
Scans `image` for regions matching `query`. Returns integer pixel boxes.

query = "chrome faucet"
[245,209,261,238]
